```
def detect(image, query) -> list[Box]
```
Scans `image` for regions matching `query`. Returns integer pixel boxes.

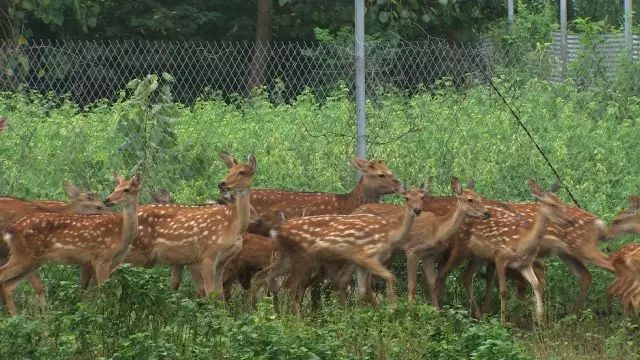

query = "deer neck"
[338,177,380,213]
[121,200,139,248]
[517,205,549,255]
[233,188,251,234]
[389,206,417,246]
[434,199,467,242]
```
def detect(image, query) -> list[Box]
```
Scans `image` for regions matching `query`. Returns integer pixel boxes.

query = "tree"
[246,0,273,92]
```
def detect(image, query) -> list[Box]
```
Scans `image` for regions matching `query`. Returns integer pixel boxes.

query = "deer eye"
[238,170,246,176]
[467,198,474,203]
[123,188,130,193]
[378,174,386,178]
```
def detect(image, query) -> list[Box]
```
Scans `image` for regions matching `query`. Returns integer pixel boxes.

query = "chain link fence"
[1,34,639,305]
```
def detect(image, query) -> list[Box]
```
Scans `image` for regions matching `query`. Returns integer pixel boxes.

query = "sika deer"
[253,187,424,314]
[0,173,142,315]
[0,184,109,308]
[248,158,402,226]
[435,188,613,315]
[345,177,490,306]
[97,153,256,299]
[604,196,640,315]
[463,179,572,323]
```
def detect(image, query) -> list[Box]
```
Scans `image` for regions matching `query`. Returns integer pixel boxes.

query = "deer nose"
[413,208,423,216]
[218,181,229,190]
[103,198,114,207]
[482,212,491,220]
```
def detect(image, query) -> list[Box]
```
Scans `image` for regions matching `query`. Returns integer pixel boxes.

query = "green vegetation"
[1,69,640,358]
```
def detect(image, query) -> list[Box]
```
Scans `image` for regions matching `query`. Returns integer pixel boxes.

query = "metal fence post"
[507,0,514,24]
[560,0,568,77]
[354,0,366,160]
[624,0,633,54]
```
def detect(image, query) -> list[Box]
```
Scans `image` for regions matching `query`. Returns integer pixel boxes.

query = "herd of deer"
[0,153,639,324]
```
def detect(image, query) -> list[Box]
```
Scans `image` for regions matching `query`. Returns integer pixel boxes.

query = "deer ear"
[220,152,238,169]
[131,172,143,188]
[451,176,462,196]
[114,172,125,184]
[350,158,370,173]
[65,182,80,199]
[420,177,433,195]
[467,178,476,190]
[528,179,543,198]
[247,154,257,173]
[549,178,560,193]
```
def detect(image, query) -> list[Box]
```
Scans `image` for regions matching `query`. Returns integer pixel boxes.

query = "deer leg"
[188,264,205,297]
[200,258,215,297]
[79,263,93,292]
[0,267,36,316]
[26,273,46,306]
[406,251,419,303]
[606,279,619,315]
[579,248,614,273]
[559,255,591,310]
[482,262,497,314]
[337,265,357,305]
[285,261,309,316]
[355,257,397,305]
[495,259,509,323]
[250,253,290,307]
[434,248,467,307]
[422,255,438,307]
[93,260,111,286]
[170,265,183,292]
[520,265,545,325]
[462,257,484,319]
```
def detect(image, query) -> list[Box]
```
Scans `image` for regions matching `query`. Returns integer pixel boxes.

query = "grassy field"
[0,75,639,358]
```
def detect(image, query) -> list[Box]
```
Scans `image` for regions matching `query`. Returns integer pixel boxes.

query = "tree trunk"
[246,0,273,94]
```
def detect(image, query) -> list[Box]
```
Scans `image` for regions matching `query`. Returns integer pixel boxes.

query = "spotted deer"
[84,153,257,299]
[252,187,424,314]
[604,196,640,315]
[0,184,109,308]
[248,158,402,226]
[342,177,489,306]
[435,187,613,316]
[0,173,142,315]
[457,180,573,323]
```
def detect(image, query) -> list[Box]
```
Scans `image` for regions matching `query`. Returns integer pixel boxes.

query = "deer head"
[351,158,403,196]
[451,176,490,219]
[65,182,109,213]
[607,195,640,239]
[528,179,572,226]
[104,172,143,206]
[401,188,426,216]
[151,189,173,204]
[218,153,257,193]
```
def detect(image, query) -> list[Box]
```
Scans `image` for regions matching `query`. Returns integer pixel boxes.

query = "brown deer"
[604,196,640,315]
[342,177,490,306]
[0,173,142,315]
[252,187,425,314]
[459,179,573,323]
[248,158,402,223]
[435,188,613,315]
[606,243,640,316]
[86,153,256,299]
[0,184,109,308]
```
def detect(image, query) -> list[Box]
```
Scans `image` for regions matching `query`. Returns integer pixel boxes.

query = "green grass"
[1,73,640,358]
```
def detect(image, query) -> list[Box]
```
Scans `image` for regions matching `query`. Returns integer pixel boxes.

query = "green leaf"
[87,17,97,28]
[162,72,174,82]
[378,11,390,24]
[21,0,34,10]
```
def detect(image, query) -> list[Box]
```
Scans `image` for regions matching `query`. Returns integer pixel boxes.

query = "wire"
[480,68,582,209]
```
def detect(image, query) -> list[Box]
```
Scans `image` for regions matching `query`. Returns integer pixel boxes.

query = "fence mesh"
[1,34,639,305]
